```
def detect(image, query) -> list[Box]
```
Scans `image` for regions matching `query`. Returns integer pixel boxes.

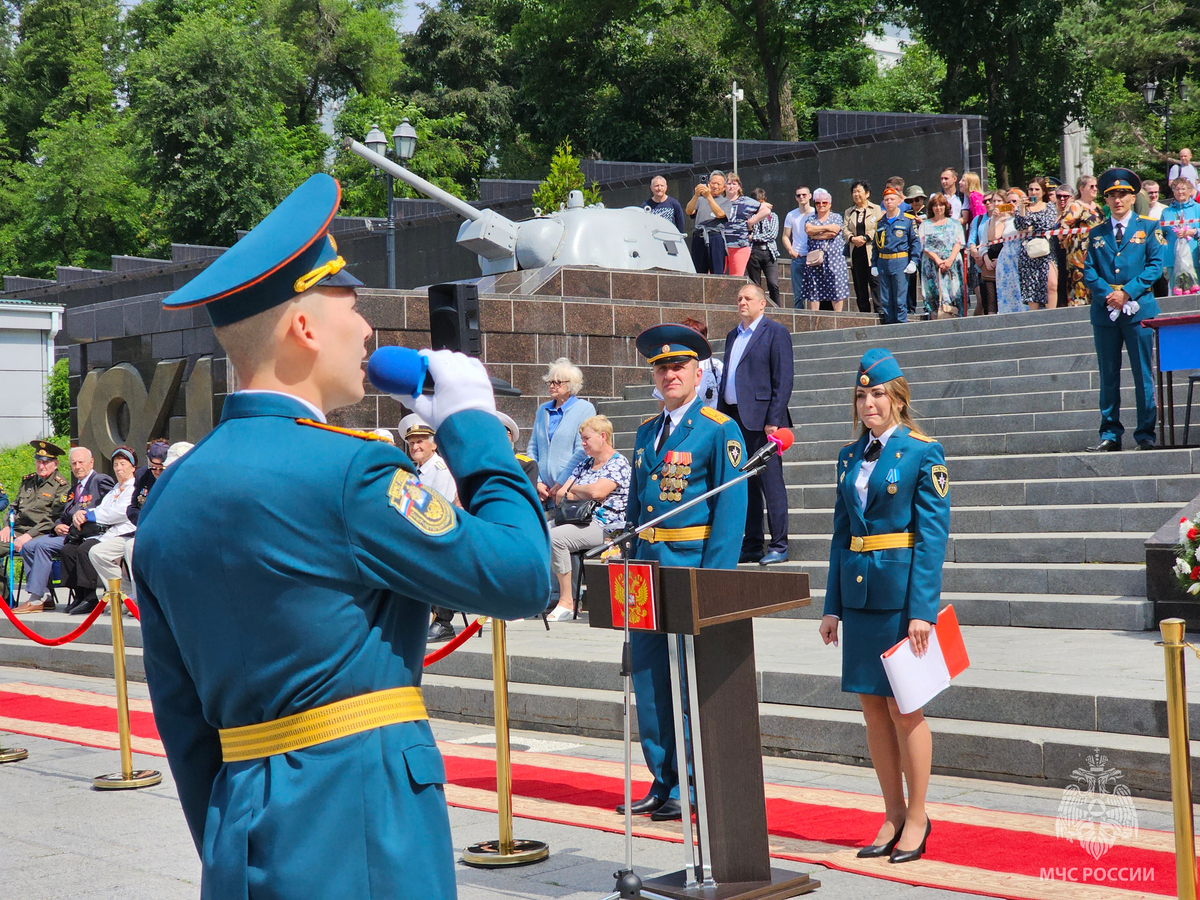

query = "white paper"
[880,627,950,715]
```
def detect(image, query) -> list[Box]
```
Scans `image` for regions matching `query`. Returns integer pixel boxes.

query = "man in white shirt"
[1169,148,1199,190]
[400,413,462,642]
[940,168,964,219]
[782,186,813,308]
[1143,180,1167,219]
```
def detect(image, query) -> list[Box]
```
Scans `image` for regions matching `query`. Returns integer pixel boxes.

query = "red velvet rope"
[0,599,109,646]
[423,616,486,666]
[123,597,140,620]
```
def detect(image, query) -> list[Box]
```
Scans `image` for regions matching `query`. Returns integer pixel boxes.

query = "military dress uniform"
[133,174,550,900]
[874,191,922,325]
[625,325,746,810]
[1082,168,1167,450]
[824,350,951,696]
[1,442,69,556]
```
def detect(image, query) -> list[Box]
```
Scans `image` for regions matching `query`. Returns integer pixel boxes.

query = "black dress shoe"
[649,798,682,821]
[615,794,663,816]
[1136,440,1156,451]
[759,550,789,566]
[426,622,456,643]
[738,551,763,564]
[856,824,904,858]
[68,596,98,616]
[1085,439,1120,453]
[889,817,932,864]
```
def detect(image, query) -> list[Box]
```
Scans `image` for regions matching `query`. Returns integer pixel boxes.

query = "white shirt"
[90,477,137,537]
[418,452,457,504]
[946,193,963,219]
[1111,210,1135,239]
[238,390,326,423]
[722,315,763,406]
[854,425,898,511]
[655,396,700,450]
[1148,202,1167,220]
[1169,163,1198,189]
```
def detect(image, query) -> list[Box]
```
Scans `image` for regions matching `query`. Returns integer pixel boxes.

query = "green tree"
[842,41,946,115]
[127,7,327,246]
[530,138,600,211]
[46,358,69,437]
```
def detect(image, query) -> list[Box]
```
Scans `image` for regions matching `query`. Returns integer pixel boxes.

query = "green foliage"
[530,138,601,211]
[843,42,946,115]
[330,94,488,212]
[127,6,327,245]
[0,437,68,503]
[46,359,69,438]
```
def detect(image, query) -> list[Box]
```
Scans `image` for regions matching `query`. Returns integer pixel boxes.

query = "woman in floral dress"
[1058,175,1102,307]
[1014,177,1059,309]
[918,193,965,317]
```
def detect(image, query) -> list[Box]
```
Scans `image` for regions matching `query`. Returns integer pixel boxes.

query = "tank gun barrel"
[344,138,483,223]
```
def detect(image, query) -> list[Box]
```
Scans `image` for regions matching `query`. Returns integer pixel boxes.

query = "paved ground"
[0,665,1184,900]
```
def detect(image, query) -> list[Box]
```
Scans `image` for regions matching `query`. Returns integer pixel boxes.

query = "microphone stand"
[587,448,780,900]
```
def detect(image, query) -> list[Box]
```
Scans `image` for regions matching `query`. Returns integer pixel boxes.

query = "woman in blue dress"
[819,349,951,865]
[992,189,1025,314]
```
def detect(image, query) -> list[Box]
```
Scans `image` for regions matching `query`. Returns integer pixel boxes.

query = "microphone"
[739,427,794,472]
[367,346,432,397]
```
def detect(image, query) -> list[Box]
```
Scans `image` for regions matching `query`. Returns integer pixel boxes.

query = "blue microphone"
[367,346,431,397]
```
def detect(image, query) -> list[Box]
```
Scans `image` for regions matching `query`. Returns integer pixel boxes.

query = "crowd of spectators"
[646,155,1200,322]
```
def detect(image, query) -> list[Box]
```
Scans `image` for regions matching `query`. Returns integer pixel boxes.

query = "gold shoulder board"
[515,453,534,462]
[909,432,935,443]
[641,415,659,425]
[700,407,731,425]
[296,418,392,442]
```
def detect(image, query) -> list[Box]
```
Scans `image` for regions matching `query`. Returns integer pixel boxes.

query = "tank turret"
[345,139,695,276]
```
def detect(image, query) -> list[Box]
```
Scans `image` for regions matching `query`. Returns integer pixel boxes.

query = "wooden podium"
[590,562,819,900]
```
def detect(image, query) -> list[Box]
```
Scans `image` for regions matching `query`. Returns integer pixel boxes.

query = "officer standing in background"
[872,187,921,324]
[618,324,747,822]
[1,441,69,599]
[133,173,549,900]
[1082,167,1166,452]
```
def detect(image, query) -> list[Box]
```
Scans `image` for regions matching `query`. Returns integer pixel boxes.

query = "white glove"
[904,261,917,275]
[411,349,496,431]
[1109,299,1140,322]
[870,266,879,277]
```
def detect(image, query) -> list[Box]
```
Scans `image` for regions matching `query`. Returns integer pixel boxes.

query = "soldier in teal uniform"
[871,186,922,324]
[618,324,746,822]
[819,349,950,864]
[1082,167,1167,451]
[133,173,550,900]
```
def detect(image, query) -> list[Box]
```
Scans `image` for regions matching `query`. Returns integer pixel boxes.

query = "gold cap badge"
[860,374,870,385]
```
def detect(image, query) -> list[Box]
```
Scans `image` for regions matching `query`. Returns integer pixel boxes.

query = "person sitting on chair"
[1,441,69,603]
[60,446,137,615]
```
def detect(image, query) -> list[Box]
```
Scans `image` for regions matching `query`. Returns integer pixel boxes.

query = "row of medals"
[660,452,692,502]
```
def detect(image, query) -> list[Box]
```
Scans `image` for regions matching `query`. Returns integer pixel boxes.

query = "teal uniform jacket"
[626,397,746,799]
[873,212,922,272]
[1082,216,1166,445]
[824,426,950,625]
[133,393,550,900]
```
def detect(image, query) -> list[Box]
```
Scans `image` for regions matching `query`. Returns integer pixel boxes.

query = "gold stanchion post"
[0,740,28,763]
[462,618,549,867]
[94,578,162,790]
[1159,618,1197,900]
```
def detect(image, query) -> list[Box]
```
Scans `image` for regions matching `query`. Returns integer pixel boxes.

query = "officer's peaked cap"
[636,324,712,366]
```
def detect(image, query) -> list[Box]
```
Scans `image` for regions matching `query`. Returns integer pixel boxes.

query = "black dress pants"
[726,404,789,555]
[59,537,101,600]
[850,246,879,314]
[746,245,780,303]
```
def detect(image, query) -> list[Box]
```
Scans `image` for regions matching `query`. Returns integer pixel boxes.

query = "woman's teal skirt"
[841,607,909,697]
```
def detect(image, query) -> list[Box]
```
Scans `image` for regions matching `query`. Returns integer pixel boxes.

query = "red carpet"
[1,683,1181,900]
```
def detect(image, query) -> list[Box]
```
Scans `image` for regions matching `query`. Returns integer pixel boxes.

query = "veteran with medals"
[618,324,747,822]
[1082,167,1167,452]
[132,174,550,899]
[819,349,950,864]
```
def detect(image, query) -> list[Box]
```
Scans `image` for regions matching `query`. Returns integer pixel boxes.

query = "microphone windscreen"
[367,346,428,397]
[769,428,795,452]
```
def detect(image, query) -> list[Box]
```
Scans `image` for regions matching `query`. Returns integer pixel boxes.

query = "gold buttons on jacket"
[856,576,863,583]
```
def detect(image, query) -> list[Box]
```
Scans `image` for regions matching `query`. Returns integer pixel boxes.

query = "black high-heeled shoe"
[856,823,904,859]
[888,817,932,864]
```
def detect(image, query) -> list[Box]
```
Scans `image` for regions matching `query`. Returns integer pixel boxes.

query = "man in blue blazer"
[134,174,549,900]
[718,283,795,564]
[1082,167,1167,451]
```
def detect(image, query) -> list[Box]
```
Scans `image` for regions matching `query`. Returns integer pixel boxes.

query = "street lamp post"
[364,118,418,289]
[725,80,744,175]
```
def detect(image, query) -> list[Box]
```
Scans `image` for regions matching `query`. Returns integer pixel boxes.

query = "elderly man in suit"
[718,284,795,564]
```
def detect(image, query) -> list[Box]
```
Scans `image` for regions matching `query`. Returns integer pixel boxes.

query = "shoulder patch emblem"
[296,418,392,442]
[700,406,731,425]
[931,464,949,498]
[727,440,743,468]
[1156,229,1168,245]
[387,470,456,536]
[909,432,935,443]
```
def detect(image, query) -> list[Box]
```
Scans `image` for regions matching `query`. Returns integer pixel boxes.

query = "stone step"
[0,612,139,648]
[741,558,1147,595]
[788,502,1179,536]
[783,532,1148,565]
[789,337,1103,376]
[0,635,142,681]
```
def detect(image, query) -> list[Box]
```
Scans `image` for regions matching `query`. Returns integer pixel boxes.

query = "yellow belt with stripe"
[218,686,427,763]
[641,525,712,543]
[849,533,915,552]
[878,252,909,260]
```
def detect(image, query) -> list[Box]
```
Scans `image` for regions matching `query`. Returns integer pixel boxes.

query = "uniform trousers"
[59,537,102,599]
[1092,317,1157,445]
[877,262,909,323]
[89,532,133,596]
[746,245,780,304]
[726,405,789,555]
[20,533,65,598]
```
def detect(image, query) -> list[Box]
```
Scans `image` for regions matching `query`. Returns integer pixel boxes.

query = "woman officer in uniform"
[818,348,950,864]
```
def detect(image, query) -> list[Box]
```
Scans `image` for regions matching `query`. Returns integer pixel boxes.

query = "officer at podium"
[620,324,747,821]
[133,173,549,899]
